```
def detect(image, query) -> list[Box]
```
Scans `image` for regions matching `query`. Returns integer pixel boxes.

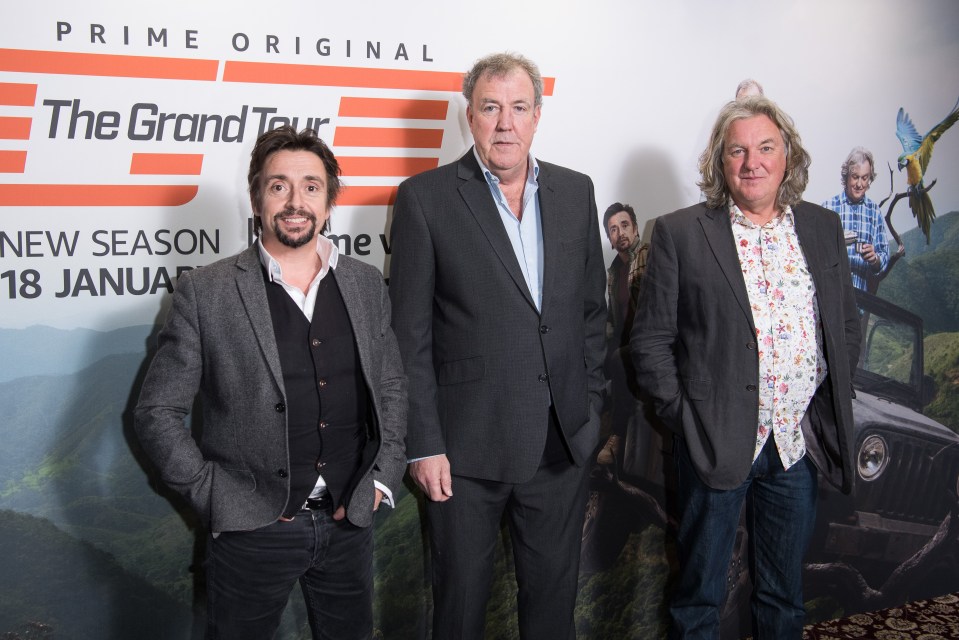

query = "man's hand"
[860,243,879,266]
[333,488,385,521]
[410,454,453,502]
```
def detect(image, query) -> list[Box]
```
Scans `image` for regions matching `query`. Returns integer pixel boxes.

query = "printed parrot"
[896,96,959,242]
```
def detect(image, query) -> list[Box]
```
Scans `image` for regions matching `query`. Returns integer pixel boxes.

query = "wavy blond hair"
[698,96,811,210]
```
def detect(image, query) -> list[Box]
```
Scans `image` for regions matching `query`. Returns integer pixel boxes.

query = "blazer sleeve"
[583,176,608,414]
[133,269,215,519]
[388,180,445,460]
[630,216,685,430]
[369,272,409,494]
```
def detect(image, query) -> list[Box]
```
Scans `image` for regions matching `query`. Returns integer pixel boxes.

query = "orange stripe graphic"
[225,60,556,94]
[0,83,38,106]
[0,49,218,81]
[0,184,198,207]
[0,116,31,139]
[339,97,448,120]
[339,156,438,177]
[334,126,442,149]
[130,153,204,175]
[224,61,463,91]
[0,150,27,173]
[338,185,398,206]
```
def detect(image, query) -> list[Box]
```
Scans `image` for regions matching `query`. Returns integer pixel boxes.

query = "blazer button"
[746,342,756,350]
[277,469,288,478]
[275,402,286,413]
[311,338,322,347]
[319,421,328,429]
[315,461,326,470]
[538,373,549,382]
[746,384,757,391]
[318,379,328,388]
[539,325,551,334]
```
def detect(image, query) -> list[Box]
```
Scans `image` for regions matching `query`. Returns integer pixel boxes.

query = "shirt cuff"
[407,453,443,463]
[373,480,394,509]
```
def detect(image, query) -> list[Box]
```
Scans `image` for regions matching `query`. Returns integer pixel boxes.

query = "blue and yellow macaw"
[896,96,959,242]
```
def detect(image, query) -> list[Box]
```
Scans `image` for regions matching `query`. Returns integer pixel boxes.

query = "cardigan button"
[275,402,286,413]
[277,469,288,478]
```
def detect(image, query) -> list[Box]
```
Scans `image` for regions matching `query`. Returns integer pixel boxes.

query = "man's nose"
[287,187,303,209]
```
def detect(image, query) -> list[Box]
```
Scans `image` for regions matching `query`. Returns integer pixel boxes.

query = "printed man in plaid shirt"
[821,146,889,292]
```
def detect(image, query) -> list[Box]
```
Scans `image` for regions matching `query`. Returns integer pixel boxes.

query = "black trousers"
[425,455,589,640]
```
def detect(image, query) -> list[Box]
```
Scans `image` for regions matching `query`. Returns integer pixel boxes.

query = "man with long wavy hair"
[631,97,861,639]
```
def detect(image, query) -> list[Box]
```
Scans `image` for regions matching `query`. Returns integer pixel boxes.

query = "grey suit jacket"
[388,150,607,484]
[135,245,407,532]
[631,202,861,493]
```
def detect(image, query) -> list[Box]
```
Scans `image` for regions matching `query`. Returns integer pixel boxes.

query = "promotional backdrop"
[2,1,958,638]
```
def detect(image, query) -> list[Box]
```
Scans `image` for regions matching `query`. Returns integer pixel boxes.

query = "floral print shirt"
[730,205,827,469]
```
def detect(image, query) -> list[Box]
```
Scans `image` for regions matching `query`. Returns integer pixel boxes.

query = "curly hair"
[248,126,341,235]
[840,146,877,187]
[462,52,543,107]
[698,96,811,211]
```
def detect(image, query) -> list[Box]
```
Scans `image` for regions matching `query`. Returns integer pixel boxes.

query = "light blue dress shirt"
[473,147,544,311]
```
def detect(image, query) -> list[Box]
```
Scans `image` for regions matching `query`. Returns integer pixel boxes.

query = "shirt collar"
[257,234,339,283]
[840,190,867,207]
[472,146,539,187]
[728,202,794,228]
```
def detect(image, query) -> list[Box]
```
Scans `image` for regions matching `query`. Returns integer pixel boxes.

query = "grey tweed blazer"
[135,245,407,531]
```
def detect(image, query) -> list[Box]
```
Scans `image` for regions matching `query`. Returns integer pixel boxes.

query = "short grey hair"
[462,52,544,107]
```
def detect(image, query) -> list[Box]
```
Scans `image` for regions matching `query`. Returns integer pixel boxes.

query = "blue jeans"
[205,506,373,640]
[670,437,817,640]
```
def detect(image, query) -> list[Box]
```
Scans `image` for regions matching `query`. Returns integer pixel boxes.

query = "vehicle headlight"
[857,435,889,481]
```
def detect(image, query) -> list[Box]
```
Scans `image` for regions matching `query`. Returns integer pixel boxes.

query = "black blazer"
[388,150,607,483]
[631,201,860,493]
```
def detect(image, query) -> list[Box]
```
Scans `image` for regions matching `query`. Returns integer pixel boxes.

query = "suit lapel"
[457,151,537,310]
[234,246,285,391]
[331,260,372,380]
[792,202,825,290]
[538,162,560,314]
[699,206,755,328]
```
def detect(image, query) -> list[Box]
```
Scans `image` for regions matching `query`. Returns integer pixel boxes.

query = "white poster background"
[2,0,957,331]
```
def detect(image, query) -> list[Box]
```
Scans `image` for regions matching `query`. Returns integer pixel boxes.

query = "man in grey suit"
[632,97,860,639]
[135,126,407,640]
[388,52,606,639]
